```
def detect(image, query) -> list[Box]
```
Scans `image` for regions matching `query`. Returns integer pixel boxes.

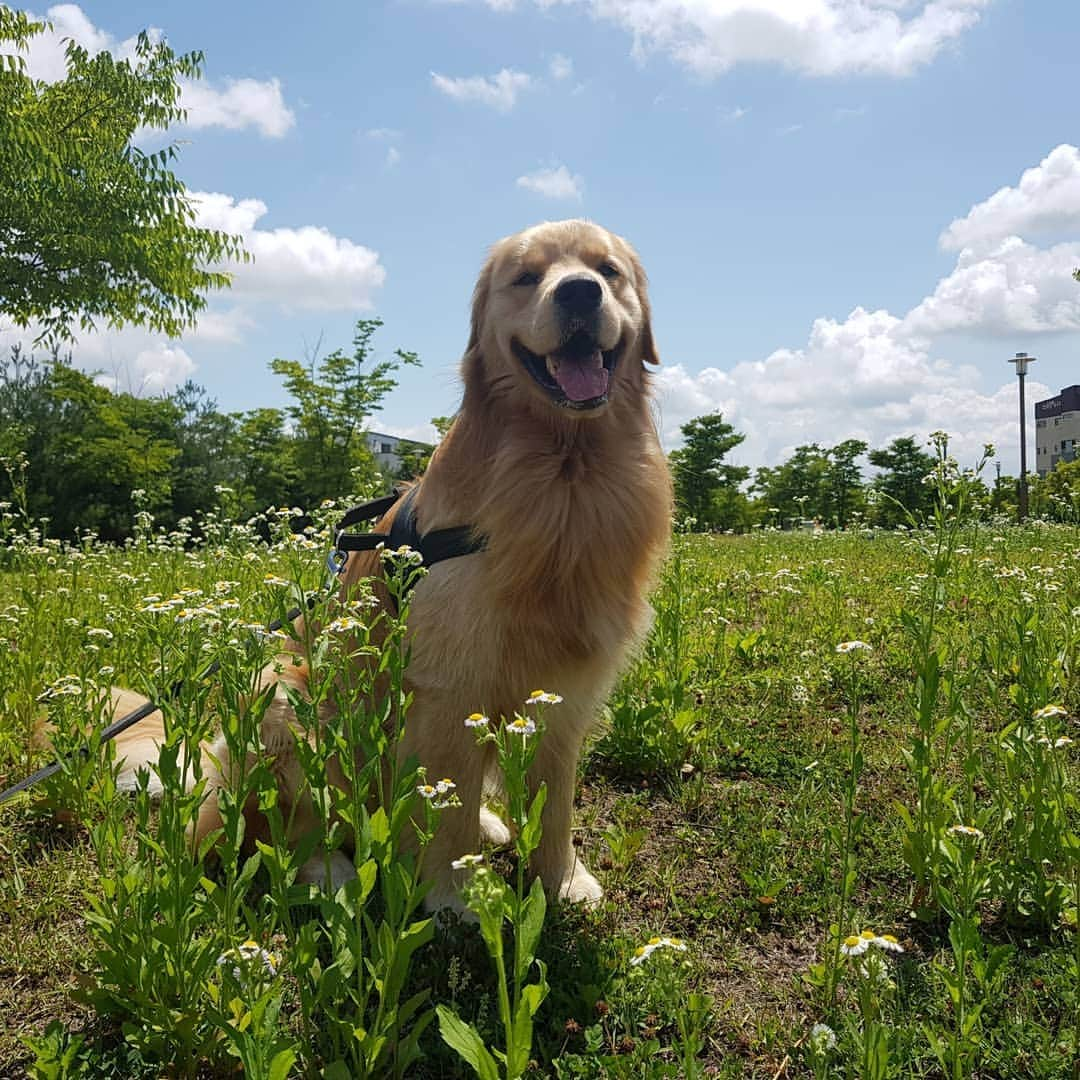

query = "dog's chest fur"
[405,406,671,710]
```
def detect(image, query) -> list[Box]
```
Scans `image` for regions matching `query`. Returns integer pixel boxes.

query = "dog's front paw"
[297,849,356,892]
[479,804,512,846]
[423,882,475,920]
[557,861,604,906]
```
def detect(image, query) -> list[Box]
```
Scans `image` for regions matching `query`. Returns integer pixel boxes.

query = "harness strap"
[329,486,485,576]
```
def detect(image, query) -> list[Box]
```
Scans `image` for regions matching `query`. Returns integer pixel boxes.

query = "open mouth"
[511,330,623,410]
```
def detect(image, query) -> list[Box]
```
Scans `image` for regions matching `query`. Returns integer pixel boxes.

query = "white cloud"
[180,77,294,138]
[431,68,532,112]
[720,105,749,121]
[0,189,387,394]
[366,127,403,140]
[653,142,1080,472]
[939,144,1080,253]
[905,237,1080,337]
[653,317,1047,474]
[549,52,573,80]
[493,0,990,78]
[516,164,584,200]
[190,192,386,312]
[21,5,294,137]
[385,146,401,168]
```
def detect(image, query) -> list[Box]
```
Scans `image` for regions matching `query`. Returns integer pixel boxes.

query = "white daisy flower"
[507,716,537,737]
[629,935,688,966]
[451,854,484,871]
[525,689,563,706]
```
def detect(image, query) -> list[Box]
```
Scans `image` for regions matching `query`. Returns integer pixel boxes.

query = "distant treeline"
[2,341,1078,544]
[668,414,1079,531]
[0,320,433,541]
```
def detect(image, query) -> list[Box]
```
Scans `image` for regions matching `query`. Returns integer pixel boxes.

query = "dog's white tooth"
[546,355,560,377]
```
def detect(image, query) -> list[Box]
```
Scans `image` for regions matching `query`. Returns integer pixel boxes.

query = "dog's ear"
[466,251,494,355]
[630,250,660,367]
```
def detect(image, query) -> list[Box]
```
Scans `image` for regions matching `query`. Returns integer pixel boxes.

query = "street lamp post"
[1010,351,1035,522]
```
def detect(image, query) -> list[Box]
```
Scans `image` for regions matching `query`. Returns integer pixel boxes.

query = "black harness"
[326,485,485,585]
[0,488,483,806]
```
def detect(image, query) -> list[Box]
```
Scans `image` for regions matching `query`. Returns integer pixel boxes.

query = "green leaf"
[515,876,547,985]
[436,1005,501,1080]
[267,1048,297,1080]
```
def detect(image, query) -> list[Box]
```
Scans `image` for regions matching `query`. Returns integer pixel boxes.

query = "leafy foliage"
[0,6,247,345]
[270,319,420,507]
[0,320,422,538]
[669,413,749,530]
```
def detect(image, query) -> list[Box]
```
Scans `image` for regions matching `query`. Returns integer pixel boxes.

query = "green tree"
[751,443,831,526]
[270,318,420,506]
[0,348,178,538]
[0,7,246,345]
[867,436,935,526]
[1032,458,1080,521]
[164,382,240,524]
[823,439,868,528]
[669,413,750,530]
[231,407,298,515]
[431,415,454,441]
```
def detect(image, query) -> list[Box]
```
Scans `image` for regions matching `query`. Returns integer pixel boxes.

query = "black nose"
[554,275,602,317]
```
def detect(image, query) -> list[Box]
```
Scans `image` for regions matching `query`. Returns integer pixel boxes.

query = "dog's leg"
[528,723,603,906]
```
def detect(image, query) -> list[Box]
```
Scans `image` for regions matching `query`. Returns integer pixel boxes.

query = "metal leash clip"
[326,541,348,579]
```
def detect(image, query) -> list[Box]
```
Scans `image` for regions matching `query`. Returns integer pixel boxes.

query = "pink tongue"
[551,350,609,402]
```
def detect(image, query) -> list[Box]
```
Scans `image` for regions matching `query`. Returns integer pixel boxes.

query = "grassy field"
[0,490,1078,1078]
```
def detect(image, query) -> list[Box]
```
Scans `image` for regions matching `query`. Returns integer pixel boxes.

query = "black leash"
[0,599,309,806]
[0,489,485,807]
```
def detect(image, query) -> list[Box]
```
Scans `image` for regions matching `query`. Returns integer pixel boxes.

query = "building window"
[380,442,393,454]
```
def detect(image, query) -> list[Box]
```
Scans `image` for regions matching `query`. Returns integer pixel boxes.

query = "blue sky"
[6,0,1080,474]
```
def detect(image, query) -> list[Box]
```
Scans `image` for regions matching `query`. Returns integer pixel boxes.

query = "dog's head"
[465,220,658,417]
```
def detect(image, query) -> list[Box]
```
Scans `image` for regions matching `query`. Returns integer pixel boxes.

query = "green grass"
[1,499,1078,1077]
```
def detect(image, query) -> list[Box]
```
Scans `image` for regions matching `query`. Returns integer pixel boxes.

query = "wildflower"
[263,573,290,588]
[507,716,537,737]
[465,712,490,728]
[873,933,904,953]
[526,689,563,706]
[629,935,687,966]
[840,934,870,957]
[435,778,456,795]
[947,824,985,841]
[1055,736,1074,749]
[835,640,872,654]
[381,544,424,567]
[451,853,485,870]
[86,627,113,642]
[1033,704,1067,721]
[809,1023,837,1053]
[217,939,279,978]
[417,783,439,800]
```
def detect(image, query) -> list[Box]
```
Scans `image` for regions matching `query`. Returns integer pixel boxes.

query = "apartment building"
[366,431,434,477]
[1035,385,1080,477]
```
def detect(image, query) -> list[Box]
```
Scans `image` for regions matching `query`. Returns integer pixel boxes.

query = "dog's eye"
[513,271,541,287]
[597,262,620,280]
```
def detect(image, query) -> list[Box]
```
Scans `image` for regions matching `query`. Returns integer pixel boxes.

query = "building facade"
[1035,385,1080,477]
[365,431,434,478]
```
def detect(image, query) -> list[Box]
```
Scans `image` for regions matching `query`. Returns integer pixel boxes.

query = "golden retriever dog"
[111,219,672,911]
